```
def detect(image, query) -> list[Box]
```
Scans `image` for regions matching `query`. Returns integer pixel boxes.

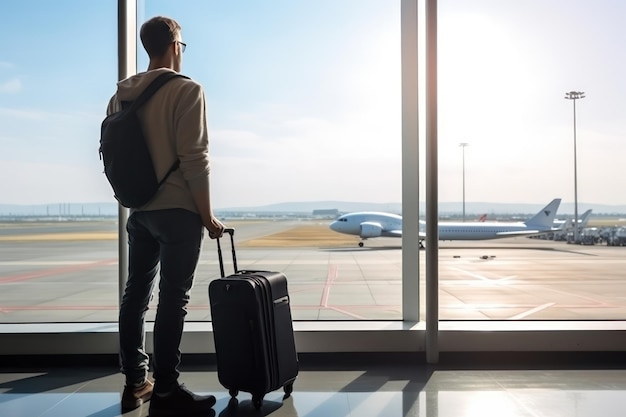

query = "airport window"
[1,0,625,330]
[0,1,118,324]
[0,0,403,326]
[436,0,626,320]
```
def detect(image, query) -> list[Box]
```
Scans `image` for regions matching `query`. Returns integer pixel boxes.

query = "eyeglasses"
[175,41,186,53]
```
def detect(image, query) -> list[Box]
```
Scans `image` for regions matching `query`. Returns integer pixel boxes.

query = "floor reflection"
[1,361,626,417]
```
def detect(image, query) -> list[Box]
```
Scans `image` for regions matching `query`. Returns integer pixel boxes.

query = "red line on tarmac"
[0,304,214,312]
[292,305,401,310]
[328,306,365,320]
[0,259,118,284]
[320,264,338,307]
[0,305,119,312]
[0,304,402,320]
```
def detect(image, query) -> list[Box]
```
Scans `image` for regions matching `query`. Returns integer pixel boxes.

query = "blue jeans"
[119,208,204,389]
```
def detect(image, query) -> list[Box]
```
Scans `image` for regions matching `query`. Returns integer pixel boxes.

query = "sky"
[1,0,625,210]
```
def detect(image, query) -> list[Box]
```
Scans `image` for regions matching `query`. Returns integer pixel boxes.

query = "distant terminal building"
[312,209,339,218]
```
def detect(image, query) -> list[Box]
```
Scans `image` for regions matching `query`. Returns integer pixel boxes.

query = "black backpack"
[99,72,188,208]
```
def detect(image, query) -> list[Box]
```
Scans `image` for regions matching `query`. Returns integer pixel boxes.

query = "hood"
[115,68,177,101]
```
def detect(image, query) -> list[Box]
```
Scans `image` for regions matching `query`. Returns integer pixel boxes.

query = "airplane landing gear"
[358,241,364,247]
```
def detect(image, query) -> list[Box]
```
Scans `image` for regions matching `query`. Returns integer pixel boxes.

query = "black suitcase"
[209,228,298,409]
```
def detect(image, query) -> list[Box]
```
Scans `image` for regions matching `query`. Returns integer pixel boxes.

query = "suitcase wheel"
[283,382,294,398]
[252,394,264,409]
[228,388,239,398]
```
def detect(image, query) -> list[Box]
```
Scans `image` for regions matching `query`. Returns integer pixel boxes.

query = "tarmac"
[1,219,625,322]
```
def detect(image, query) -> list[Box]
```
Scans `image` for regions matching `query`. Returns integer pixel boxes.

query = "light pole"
[459,142,469,221]
[564,91,585,243]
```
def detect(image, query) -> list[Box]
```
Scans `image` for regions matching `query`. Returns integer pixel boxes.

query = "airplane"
[551,209,592,241]
[553,209,592,229]
[329,198,562,247]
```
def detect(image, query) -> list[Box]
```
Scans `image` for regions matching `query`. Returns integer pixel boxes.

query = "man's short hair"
[140,16,181,58]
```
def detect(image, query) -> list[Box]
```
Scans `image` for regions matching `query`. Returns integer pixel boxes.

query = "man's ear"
[171,41,179,57]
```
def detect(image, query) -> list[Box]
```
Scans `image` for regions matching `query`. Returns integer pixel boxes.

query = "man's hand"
[206,217,225,239]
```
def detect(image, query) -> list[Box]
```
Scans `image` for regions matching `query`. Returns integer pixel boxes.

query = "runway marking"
[0,303,394,317]
[444,303,541,309]
[0,232,117,241]
[3,301,616,314]
[317,264,367,319]
[291,305,399,311]
[509,303,556,320]
[0,261,103,266]
[0,305,119,312]
[446,266,516,283]
[321,264,338,307]
[327,306,366,320]
[0,259,117,284]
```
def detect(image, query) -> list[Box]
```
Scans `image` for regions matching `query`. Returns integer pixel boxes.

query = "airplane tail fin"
[556,208,591,231]
[579,209,592,227]
[524,198,561,229]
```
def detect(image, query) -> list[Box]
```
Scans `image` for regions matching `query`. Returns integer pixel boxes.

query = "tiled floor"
[1,354,625,417]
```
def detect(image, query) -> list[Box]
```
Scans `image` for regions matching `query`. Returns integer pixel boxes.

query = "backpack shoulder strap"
[126,72,188,111]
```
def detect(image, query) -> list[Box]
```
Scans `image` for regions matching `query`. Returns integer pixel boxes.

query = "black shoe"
[121,380,153,412]
[148,383,216,417]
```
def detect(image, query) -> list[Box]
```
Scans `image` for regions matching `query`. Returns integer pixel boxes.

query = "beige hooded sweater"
[106,68,210,214]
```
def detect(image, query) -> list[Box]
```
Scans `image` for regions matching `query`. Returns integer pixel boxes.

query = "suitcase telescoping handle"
[216,227,238,278]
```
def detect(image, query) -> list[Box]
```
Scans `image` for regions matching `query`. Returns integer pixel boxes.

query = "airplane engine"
[360,222,383,238]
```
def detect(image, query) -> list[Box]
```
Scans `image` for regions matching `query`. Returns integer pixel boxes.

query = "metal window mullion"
[117,0,137,304]
[425,0,439,364]
[401,0,420,323]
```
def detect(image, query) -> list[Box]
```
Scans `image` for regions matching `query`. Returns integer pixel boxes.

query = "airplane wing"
[386,229,402,237]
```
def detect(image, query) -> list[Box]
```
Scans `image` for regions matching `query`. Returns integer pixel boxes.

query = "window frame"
[2,0,625,359]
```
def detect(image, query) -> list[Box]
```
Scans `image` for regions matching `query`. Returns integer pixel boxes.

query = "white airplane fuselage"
[436,221,538,240]
[331,216,547,241]
[329,199,562,245]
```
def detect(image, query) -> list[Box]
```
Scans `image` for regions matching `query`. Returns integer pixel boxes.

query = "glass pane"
[140,0,403,320]
[0,1,118,323]
[437,0,626,319]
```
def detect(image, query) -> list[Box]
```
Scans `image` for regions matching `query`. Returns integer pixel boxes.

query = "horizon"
[2,199,625,217]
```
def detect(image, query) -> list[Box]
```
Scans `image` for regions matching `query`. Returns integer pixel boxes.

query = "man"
[106,16,224,416]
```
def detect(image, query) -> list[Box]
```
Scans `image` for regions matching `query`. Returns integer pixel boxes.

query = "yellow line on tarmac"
[240,225,358,247]
[0,225,358,246]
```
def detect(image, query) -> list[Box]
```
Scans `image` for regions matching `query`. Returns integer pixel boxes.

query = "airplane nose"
[329,221,338,231]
